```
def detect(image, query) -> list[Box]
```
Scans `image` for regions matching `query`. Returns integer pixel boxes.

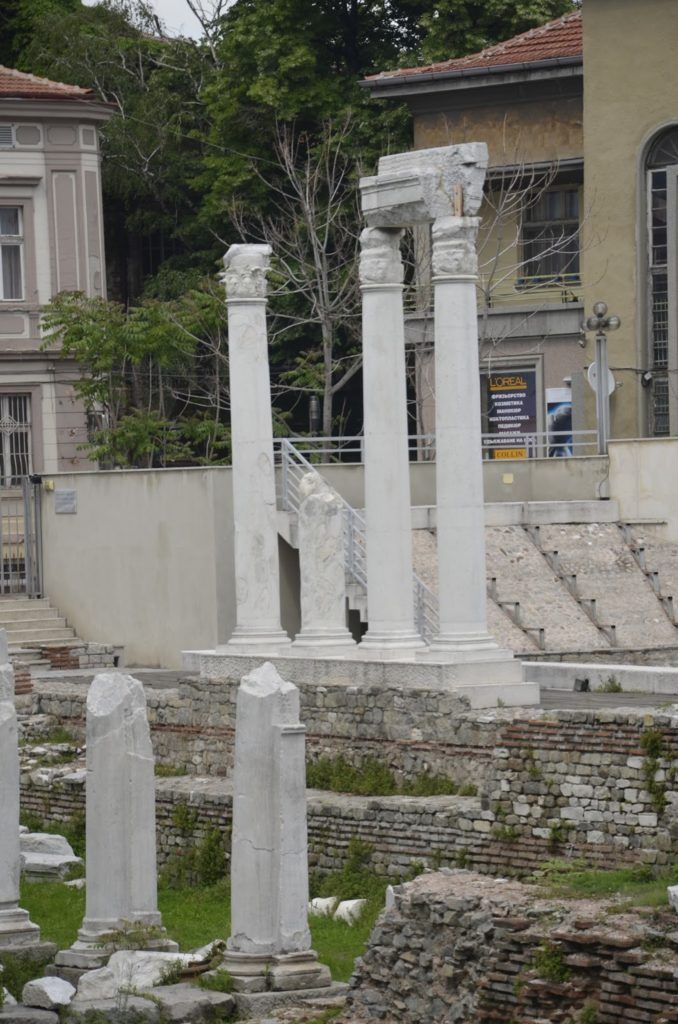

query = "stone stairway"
[412,520,678,655]
[411,529,539,654]
[0,596,76,647]
[537,523,678,650]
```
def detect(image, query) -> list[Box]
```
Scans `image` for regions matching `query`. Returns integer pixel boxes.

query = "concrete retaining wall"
[528,660,678,694]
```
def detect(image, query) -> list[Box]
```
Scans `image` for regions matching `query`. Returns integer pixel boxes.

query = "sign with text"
[485,371,537,459]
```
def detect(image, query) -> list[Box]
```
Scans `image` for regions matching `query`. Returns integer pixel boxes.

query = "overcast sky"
[83,0,205,39]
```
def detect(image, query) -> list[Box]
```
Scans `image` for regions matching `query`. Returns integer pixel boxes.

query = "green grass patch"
[155,763,188,778]
[537,861,678,908]
[306,755,468,797]
[21,875,376,984]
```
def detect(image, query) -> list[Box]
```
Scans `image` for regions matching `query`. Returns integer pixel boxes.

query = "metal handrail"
[275,431,598,463]
[274,438,439,641]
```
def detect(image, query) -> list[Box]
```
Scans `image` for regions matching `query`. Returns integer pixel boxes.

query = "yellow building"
[363,0,678,450]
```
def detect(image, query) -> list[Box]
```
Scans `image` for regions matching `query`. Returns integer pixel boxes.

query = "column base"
[291,629,356,656]
[220,949,332,993]
[358,629,426,660]
[0,907,41,947]
[420,631,505,659]
[225,628,292,655]
[55,921,178,971]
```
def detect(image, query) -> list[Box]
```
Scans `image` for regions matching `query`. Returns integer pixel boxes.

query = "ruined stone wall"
[25,680,678,872]
[346,871,678,1024]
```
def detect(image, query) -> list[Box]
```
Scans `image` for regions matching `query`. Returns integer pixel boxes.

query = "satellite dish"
[587,363,615,396]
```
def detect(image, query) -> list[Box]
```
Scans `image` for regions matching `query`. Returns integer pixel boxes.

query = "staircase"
[275,438,439,640]
[0,596,76,648]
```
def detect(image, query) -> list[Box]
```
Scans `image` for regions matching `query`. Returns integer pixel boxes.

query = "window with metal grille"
[0,207,23,301]
[0,125,13,148]
[651,375,670,437]
[0,395,32,486]
[520,188,580,284]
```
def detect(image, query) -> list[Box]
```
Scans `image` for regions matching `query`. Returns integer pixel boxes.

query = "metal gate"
[0,477,43,596]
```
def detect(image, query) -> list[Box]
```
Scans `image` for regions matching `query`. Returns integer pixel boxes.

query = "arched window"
[646,126,678,435]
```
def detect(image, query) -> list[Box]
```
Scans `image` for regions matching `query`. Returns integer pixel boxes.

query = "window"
[0,394,32,486]
[0,125,13,148]
[646,127,678,436]
[0,207,23,301]
[521,188,580,284]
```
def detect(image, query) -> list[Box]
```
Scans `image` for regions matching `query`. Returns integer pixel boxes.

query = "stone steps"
[538,522,678,649]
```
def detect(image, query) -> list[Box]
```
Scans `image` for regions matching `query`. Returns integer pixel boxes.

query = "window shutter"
[0,125,13,148]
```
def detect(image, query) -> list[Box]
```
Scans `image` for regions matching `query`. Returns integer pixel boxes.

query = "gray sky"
[82,0,205,39]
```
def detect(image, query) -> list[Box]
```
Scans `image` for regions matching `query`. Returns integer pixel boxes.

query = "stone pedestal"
[56,673,176,970]
[221,662,331,991]
[222,244,290,653]
[292,473,355,654]
[0,647,43,951]
[358,227,424,657]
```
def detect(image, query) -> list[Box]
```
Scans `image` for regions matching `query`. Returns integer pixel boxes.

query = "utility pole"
[583,301,621,454]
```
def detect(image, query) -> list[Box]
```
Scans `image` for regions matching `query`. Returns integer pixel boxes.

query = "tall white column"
[223,245,290,650]
[359,227,423,655]
[428,216,497,652]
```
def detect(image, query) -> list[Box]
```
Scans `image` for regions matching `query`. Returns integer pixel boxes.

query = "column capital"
[432,216,480,278]
[222,244,272,299]
[359,226,404,287]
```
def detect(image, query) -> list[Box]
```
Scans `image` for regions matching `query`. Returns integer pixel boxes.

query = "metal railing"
[275,438,439,641]
[273,431,598,464]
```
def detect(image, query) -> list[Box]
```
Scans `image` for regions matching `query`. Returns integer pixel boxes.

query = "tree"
[230,120,362,436]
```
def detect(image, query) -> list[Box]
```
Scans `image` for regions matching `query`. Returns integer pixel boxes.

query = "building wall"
[40,468,235,667]
[411,83,583,168]
[0,107,108,475]
[582,0,678,439]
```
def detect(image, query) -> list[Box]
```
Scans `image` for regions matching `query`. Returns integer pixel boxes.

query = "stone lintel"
[360,142,488,227]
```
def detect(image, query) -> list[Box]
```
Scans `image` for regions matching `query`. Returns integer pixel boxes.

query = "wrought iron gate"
[0,477,43,596]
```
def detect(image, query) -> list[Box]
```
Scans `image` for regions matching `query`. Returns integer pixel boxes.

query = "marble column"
[358,227,423,655]
[56,673,176,969]
[223,244,290,651]
[222,662,331,992]
[428,216,497,653]
[292,473,355,652]
[0,642,42,949]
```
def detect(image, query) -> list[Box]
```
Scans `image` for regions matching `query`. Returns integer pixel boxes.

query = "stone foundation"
[345,871,678,1023]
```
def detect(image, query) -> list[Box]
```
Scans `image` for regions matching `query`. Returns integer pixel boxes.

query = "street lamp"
[582,301,621,454]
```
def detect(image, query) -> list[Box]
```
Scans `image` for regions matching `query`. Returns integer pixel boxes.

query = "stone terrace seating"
[484,525,608,652]
[631,522,678,609]
[538,522,678,650]
[412,529,540,654]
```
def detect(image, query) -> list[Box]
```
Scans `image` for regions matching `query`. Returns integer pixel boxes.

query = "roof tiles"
[0,65,96,101]
[366,10,582,83]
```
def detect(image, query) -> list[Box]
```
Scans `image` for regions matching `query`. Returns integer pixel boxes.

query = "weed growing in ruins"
[639,728,670,814]
[155,763,187,778]
[171,801,199,836]
[98,921,168,951]
[547,821,573,852]
[523,748,542,780]
[160,827,229,888]
[598,675,622,693]
[579,1001,598,1023]
[305,755,462,798]
[157,959,184,985]
[455,851,469,869]
[532,942,571,983]
[198,969,234,993]
[492,824,519,843]
[538,863,678,907]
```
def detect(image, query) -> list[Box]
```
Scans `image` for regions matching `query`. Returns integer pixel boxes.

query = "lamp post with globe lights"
[583,302,621,454]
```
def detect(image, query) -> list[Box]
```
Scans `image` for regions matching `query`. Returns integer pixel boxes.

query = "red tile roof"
[366,11,582,84]
[0,65,97,101]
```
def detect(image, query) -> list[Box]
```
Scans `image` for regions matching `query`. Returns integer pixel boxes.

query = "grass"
[306,754,472,798]
[538,861,678,908]
[20,875,379,983]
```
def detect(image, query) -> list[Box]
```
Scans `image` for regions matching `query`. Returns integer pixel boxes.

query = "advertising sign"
[485,370,537,459]
[546,387,573,457]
